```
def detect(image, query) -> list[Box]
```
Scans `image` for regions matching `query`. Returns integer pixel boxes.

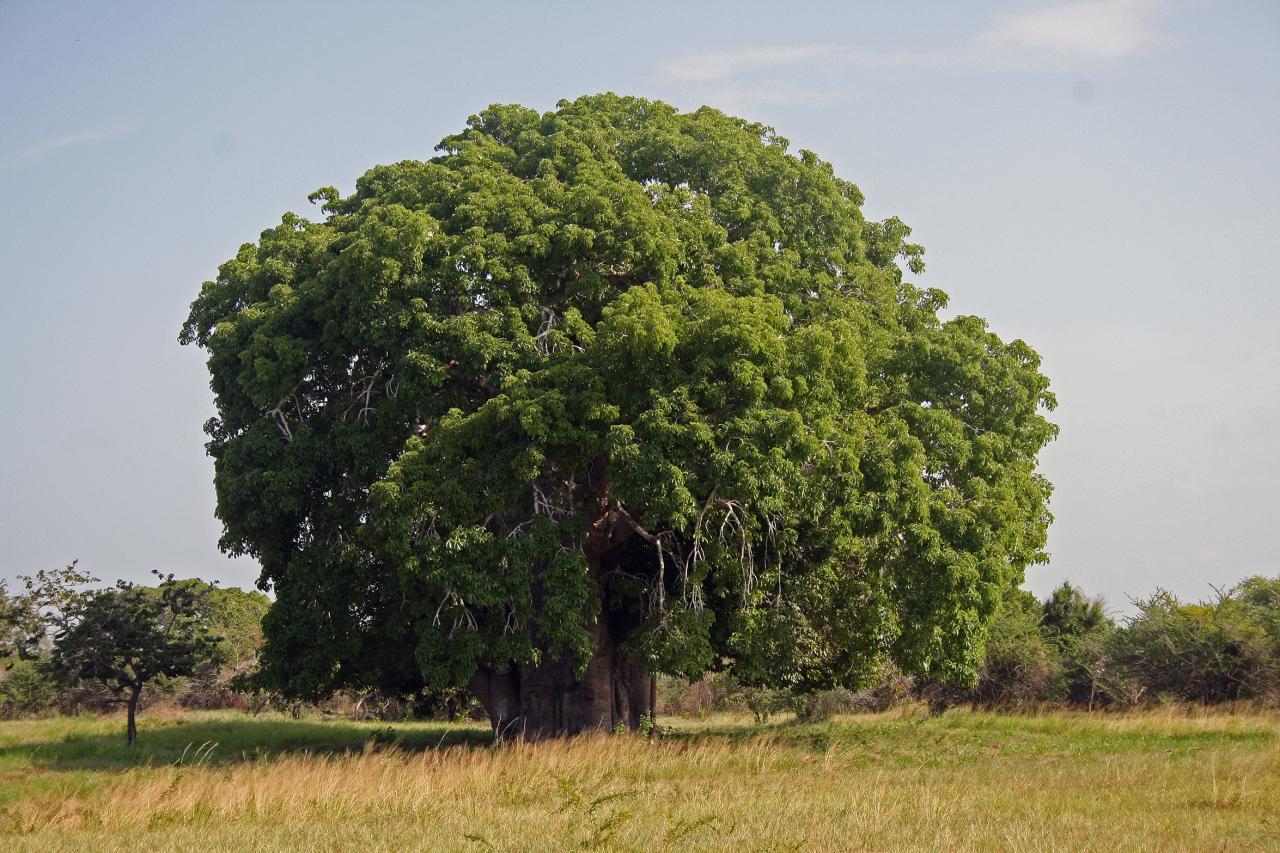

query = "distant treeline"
[3,571,1279,720]
[0,569,269,719]
[967,576,1280,709]
[666,576,1280,721]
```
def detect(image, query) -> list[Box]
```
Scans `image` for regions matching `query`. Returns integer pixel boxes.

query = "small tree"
[1040,582,1113,707]
[48,573,223,745]
[1,562,96,717]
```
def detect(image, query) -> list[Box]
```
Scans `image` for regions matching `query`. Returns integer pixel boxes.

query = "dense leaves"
[181,94,1057,706]
[1106,586,1279,704]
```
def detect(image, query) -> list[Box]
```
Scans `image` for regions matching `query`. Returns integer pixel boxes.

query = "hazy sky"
[1,1,1276,613]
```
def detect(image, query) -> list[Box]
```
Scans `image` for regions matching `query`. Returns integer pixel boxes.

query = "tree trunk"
[469,456,657,740]
[469,579,656,741]
[470,643,655,740]
[649,673,658,737]
[126,683,141,747]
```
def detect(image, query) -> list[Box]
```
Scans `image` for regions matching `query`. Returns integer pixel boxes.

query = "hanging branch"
[263,382,303,441]
[533,307,559,356]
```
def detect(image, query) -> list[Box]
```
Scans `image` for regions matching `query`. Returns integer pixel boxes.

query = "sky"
[1,0,1277,614]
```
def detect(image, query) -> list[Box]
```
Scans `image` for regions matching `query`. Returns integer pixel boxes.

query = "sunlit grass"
[0,707,1276,850]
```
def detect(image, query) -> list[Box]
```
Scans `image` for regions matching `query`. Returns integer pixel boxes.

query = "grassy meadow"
[0,707,1276,851]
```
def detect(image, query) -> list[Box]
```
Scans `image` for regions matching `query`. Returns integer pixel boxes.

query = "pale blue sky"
[1,1,1277,612]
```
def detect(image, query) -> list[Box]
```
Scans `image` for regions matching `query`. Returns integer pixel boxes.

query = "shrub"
[1040,582,1114,707]
[741,687,791,724]
[973,589,1060,707]
[792,689,858,723]
[1107,589,1278,704]
[0,658,58,717]
[657,675,718,717]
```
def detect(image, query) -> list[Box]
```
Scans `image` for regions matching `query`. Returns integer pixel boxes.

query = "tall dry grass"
[0,708,1277,851]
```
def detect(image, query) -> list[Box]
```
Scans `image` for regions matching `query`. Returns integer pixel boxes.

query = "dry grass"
[0,707,1277,850]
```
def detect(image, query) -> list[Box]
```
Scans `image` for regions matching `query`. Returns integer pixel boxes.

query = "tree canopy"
[181,94,1056,735]
[1041,581,1108,640]
[47,572,224,744]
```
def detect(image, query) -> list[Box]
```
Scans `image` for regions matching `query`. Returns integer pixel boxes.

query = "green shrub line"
[4,573,1280,725]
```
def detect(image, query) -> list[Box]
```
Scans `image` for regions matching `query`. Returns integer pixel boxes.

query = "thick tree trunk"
[470,644,655,740]
[469,455,657,740]
[126,684,141,747]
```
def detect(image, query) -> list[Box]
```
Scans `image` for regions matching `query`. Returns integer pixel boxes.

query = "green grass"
[0,712,487,773]
[0,707,1276,850]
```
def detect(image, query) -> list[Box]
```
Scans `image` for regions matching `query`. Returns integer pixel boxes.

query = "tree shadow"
[0,714,495,772]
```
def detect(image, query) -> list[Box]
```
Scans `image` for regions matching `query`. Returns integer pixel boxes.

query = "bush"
[656,673,790,721]
[851,664,915,712]
[1107,589,1278,704]
[0,658,58,717]
[1040,582,1114,707]
[973,589,1060,707]
[792,689,858,723]
[657,674,718,717]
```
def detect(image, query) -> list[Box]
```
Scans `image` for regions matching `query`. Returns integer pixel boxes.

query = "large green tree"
[181,95,1056,737]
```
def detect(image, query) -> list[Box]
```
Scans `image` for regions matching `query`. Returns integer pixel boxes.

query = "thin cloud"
[978,0,1170,59]
[697,83,852,116]
[658,46,838,83]
[0,124,136,171]
[655,1,1175,107]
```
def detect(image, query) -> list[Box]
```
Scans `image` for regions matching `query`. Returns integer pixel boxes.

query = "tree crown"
[48,572,224,696]
[181,94,1056,699]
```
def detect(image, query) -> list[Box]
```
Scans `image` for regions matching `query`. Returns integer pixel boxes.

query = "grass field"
[0,706,1276,851]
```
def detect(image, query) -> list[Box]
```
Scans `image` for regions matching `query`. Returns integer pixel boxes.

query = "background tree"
[182,94,1057,737]
[147,580,272,709]
[1,563,94,717]
[1040,581,1113,706]
[47,573,223,744]
[1232,576,1280,659]
[2,561,97,659]
[155,580,270,672]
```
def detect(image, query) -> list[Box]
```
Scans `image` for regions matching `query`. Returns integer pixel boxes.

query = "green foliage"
[181,94,1057,703]
[0,562,97,718]
[916,576,1280,711]
[1232,576,1280,654]
[2,561,98,660]
[2,568,271,719]
[791,688,859,723]
[48,575,224,694]
[1041,581,1109,639]
[975,589,1058,705]
[1040,582,1113,704]
[0,658,57,717]
[741,686,792,724]
[183,581,271,670]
